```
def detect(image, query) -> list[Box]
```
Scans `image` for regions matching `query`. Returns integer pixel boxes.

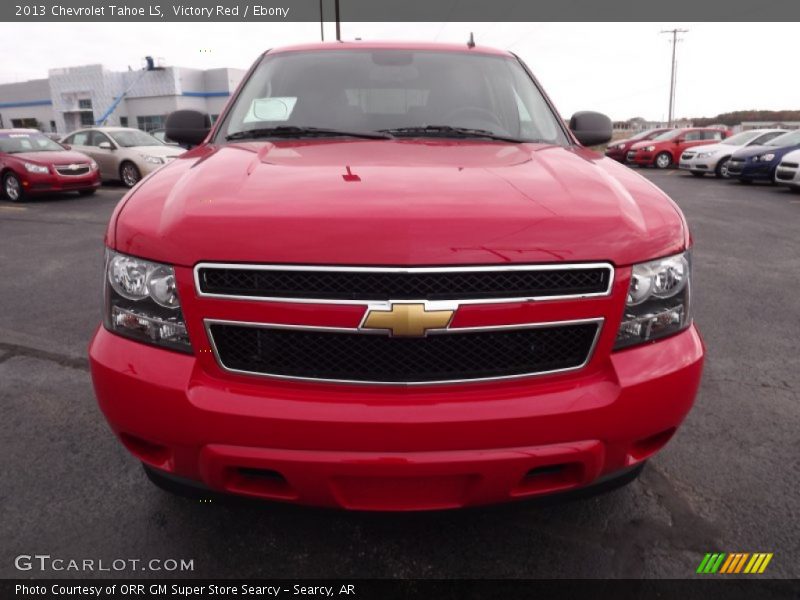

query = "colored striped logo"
[696,552,773,574]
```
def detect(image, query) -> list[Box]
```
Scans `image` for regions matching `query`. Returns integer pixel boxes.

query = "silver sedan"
[60,127,184,187]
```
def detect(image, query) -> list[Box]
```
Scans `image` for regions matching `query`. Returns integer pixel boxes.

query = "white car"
[775,148,800,191]
[679,129,787,178]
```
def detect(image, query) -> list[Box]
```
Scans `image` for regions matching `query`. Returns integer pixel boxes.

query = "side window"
[683,131,703,141]
[758,132,782,144]
[69,132,90,146]
[89,131,111,147]
[705,131,723,140]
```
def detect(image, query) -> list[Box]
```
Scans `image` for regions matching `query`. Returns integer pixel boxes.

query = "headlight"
[644,145,655,152]
[104,250,191,352]
[756,153,775,162]
[89,160,98,170]
[614,251,692,350]
[140,154,165,164]
[696,152,714,159]
[24,162,49,174]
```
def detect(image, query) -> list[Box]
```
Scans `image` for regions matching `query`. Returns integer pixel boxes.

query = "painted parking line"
[0,205,27,211]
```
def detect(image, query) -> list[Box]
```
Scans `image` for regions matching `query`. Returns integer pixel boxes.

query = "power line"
[660,28,688,126]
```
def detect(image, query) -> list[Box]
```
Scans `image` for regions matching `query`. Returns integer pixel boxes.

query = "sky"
[0,21,797,121]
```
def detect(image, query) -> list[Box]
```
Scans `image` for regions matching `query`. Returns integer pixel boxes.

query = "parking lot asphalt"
[1,171,798,579]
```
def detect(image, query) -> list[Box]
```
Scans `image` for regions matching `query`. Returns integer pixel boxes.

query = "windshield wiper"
[377,125,524,143]
[225,126,393,141]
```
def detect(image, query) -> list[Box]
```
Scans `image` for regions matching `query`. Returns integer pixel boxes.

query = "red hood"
[13,150,94,165]
[112,140,687,267]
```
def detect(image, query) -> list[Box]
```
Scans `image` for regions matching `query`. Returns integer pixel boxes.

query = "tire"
[691,171,704,177]
[715,156,732,179]
[120,161,141,188]
[3,172,24,202]
[654,152,672,169]
[78,189,97,196]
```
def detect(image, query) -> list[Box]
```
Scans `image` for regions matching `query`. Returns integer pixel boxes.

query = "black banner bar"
[3,579,800,600]
[3,0,799,22]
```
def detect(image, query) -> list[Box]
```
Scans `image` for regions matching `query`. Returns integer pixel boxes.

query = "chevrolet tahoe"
[89,41,704,510]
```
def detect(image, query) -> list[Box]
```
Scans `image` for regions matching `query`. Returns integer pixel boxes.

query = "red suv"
[89,42,704,510]
[0,129,100,201]
[604,128,672,162]
[627,127,729,169]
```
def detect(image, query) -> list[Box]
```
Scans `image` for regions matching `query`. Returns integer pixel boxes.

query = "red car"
[89,42,704,510]
[0,129,100,201]
[604,127,673,162]
[627,127,729,169]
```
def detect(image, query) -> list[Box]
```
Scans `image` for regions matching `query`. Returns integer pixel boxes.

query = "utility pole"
[661,28,688,127]
[335,0,341,41]
[319,0,324,41]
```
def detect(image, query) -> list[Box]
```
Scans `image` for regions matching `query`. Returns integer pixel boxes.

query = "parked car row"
[607,126,800,191]
[0,126,185,202]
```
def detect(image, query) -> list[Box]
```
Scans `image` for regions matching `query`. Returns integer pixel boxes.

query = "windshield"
[218,49,569,144]
[0,132,65,153]
[721,131,762,146]
[765,130,800,147]
[108,130,163,147]
[652,129,682,141]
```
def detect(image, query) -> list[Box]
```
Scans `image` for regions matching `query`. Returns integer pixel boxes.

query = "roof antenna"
[467,32,475,48]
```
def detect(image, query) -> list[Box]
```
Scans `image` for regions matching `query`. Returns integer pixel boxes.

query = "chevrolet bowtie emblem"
[361,303,455,337]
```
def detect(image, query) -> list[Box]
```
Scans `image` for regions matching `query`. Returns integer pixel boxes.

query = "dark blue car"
[726,130,800,183]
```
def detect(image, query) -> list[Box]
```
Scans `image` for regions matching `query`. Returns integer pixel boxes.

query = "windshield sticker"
[244,97,297,123]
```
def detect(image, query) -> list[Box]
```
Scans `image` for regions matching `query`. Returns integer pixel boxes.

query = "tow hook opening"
[227,467,297,500]
[119,433,172,470]
[512,462,584,496]
[628,427,676,463]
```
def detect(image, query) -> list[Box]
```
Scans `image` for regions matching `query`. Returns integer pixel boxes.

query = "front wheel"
[3,172,24,202]
[120,162,141,188]
[715,157,731,179]
[654,152,672,169]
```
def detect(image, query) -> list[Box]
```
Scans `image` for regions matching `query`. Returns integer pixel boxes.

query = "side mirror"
[569,111,612,146]
[60,143,71,150]
[98,141,113,150]
[166,109,211,146]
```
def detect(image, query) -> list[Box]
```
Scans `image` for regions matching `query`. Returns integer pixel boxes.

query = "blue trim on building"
[0,99,53,108]
[182,91,230,98]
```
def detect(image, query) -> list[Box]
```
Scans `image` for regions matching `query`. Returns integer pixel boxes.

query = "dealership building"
[0,63,245,135]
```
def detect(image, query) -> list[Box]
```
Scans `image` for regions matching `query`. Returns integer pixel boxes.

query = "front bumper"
[23,170,100,194]
[727,159,775,180]
[626,150,654,166]
[679,153,720,173]
[775,162,800,186]
[89,324,704,510]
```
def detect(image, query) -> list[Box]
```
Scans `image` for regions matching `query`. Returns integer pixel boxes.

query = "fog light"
[112,306,189,346]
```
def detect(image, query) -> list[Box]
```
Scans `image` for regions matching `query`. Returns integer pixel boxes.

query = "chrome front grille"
[206,319,603,385]
[55,163,91,176]
[195,263,614,304]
